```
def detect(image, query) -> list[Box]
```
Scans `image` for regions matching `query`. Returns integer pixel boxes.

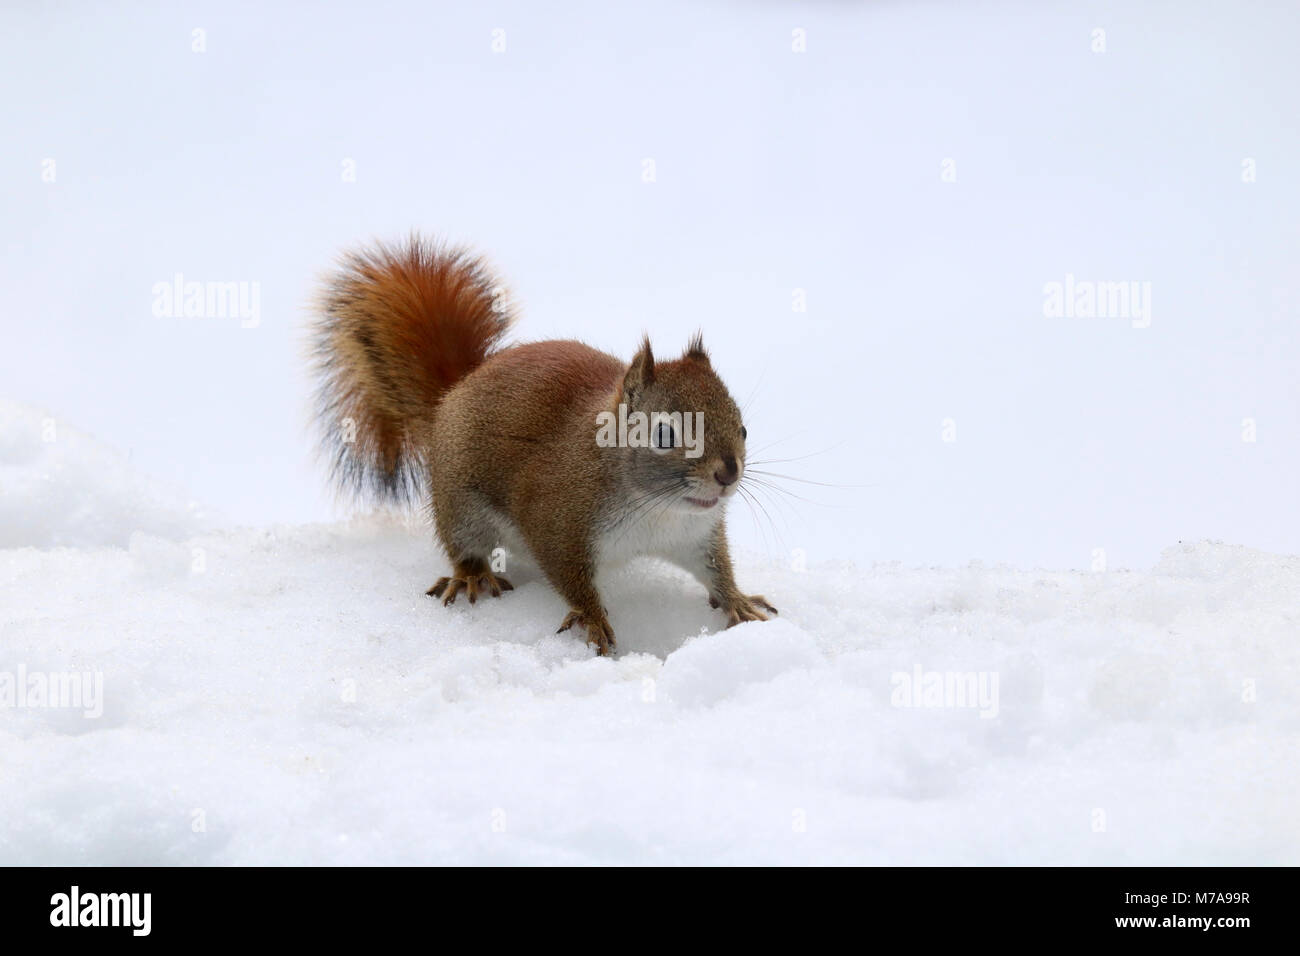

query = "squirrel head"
[612,333,748,515]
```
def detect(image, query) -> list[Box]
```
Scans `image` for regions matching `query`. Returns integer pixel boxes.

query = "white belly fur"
[487,504,718,575]
[596,505,717,570]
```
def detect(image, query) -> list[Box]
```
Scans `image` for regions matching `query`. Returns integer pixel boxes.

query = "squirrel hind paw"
[426,571,514,606]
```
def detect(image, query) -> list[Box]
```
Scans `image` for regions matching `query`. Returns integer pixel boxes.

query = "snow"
[1,401,1297,865]
[0,401,206,549]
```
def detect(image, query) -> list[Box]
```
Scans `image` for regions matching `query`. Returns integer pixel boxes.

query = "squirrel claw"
[479,574,513,598]
[557,610,617,656]
[717,593,778,627]
[427,570,514,606]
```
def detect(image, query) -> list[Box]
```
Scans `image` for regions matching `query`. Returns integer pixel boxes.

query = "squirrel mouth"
[684,495,719,510]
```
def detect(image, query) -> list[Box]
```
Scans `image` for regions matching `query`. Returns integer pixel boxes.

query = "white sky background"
[2,0,1297,570]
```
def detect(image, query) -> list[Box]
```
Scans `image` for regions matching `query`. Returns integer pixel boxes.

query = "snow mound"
[2,518,1297,865]
[0,400,205,548]
[1,408,1297,864]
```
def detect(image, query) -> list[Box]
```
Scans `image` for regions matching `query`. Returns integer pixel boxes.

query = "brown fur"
[310,234,776,654]
[311,235,512,501]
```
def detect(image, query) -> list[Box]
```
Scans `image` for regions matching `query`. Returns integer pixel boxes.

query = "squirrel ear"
[624,335,655,397]
[683,331,709,364]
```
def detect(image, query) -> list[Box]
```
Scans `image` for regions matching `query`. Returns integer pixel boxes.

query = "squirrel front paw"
[427,567,514,606]
[710,593,778,627]
[557,609,617,656]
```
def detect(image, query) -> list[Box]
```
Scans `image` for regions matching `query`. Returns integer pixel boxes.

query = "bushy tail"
[310,234,513,503]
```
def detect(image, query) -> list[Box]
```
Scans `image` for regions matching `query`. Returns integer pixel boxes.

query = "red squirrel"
[310,235,776,654]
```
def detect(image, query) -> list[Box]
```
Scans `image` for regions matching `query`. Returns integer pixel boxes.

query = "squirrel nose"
[714,456,739,487]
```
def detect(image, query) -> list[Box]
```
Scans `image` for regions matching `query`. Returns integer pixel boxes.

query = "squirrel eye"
[652,421,675,453]
[740,425,747,440]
